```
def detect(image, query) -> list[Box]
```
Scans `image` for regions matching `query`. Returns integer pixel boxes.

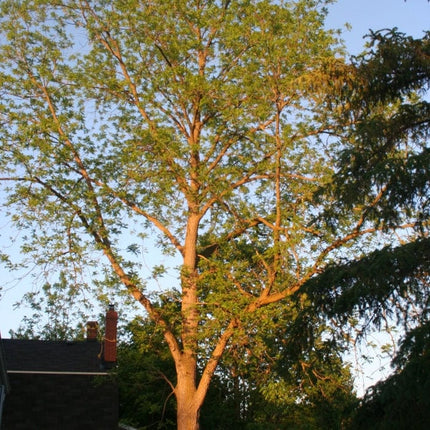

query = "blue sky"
[1,0,429,343]
[326,0,429,55]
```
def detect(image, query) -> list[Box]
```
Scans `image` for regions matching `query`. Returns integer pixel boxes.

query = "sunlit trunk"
[176,209,201,430]
[176,357,200,430]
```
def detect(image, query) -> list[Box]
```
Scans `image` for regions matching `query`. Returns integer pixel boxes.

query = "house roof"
[0,337,9,390]
[2,339,104,373]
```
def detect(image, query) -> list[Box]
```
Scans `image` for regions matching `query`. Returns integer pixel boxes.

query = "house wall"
[1,373,118,430]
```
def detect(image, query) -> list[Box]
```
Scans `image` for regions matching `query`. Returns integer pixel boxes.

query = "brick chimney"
[86,321,98,341]
[103,304,118,364]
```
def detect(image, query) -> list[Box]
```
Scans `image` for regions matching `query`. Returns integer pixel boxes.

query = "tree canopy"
[0,1,428,428]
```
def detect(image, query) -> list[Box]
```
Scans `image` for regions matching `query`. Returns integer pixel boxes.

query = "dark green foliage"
[303,238,430,330]
[307,29,430,428]
[117,318,177,429]
[357,29,430,104]
[309,26,430,353]
[350,322,430,430]
[319,30,430,229]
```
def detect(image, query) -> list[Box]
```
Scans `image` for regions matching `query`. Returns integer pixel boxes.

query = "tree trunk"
[176,399,200,430]
[175,357,200,430]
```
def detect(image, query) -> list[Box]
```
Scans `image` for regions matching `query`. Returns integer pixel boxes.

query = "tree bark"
[175,357,200,430]
[175,209,201,429]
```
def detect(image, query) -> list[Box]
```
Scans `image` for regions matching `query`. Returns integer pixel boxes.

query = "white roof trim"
[7,370,109,376]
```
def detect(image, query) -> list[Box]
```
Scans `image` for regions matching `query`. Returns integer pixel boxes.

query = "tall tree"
[0,1,424,428]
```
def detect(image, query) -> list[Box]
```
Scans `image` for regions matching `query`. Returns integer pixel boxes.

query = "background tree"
[302,27,430,426]
[0,1,426,428]
[349,322,430,430]
[306,27,429,336]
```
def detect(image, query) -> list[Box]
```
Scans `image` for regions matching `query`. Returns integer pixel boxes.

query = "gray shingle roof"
[2,339,104,373]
